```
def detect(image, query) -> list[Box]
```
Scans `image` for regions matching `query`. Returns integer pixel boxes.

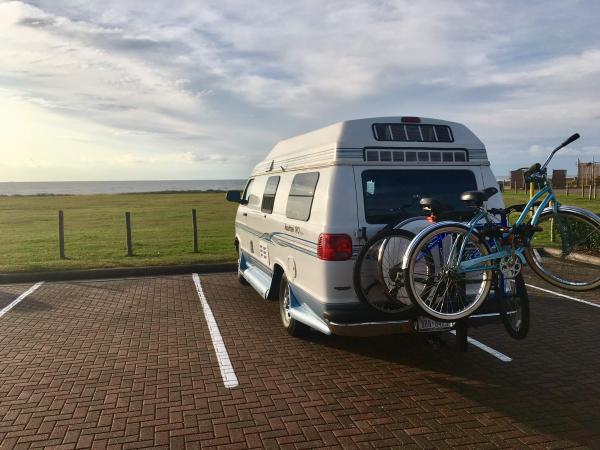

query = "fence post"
[581,184,585,197]
[58,210,66,259]
[549,200,555,243]
[589,184,593,200]
[125,212,133,256]
[192,209,199,253]
[566,184,569,196]
[529,181,535,200]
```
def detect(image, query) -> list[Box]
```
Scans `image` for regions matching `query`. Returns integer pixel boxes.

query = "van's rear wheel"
[279,274,309,337]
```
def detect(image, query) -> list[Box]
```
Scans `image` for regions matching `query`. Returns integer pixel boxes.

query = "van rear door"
[353,166,480,238]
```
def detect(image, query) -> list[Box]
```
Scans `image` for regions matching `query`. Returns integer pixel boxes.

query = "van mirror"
[226,190,243,203]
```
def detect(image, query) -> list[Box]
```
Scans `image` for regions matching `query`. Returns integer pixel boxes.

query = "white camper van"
[226,117,504,338]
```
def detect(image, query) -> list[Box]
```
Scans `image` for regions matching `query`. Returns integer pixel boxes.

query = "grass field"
[0,193,238,273]
[502,190,600,214]
[0,190,597,273]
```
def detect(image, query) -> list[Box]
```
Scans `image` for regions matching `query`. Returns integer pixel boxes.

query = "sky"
[1,0,600,182]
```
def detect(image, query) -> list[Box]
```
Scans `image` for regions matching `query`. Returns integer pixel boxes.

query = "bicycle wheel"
[353,229,416,314]
[525,207,600,291]
[404,224,493,321]
[496,274,530,340]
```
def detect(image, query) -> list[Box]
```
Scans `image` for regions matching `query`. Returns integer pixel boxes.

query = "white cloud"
[1,0,600,180]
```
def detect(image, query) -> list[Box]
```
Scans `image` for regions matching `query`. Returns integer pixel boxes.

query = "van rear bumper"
[326,311,502,337]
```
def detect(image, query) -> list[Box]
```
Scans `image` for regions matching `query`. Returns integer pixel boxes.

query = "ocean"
[0,180,247,196]
[1,177,511,196]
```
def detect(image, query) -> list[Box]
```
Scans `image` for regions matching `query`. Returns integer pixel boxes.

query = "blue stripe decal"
[242,250,274,276]
[236,222,318,257]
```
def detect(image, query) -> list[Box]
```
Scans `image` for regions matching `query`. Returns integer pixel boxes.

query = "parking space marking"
[449,330,512,362]
[192,273,239,388]
[0,281,44,319]
[526,283,600,309]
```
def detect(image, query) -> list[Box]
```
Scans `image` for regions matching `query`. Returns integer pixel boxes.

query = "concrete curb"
[0,262,237,284]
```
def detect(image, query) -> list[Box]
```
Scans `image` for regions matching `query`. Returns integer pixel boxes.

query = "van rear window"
[362,170,477,224]
[373,124,454,142]
[286,172,319,221]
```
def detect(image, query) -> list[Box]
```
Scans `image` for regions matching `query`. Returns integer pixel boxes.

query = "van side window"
[261,176,280,214]
[242,179,254,203]
[286,172,319,221]
[243,178,261,210]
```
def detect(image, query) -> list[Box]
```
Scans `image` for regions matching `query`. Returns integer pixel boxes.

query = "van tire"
[279,274,309,337]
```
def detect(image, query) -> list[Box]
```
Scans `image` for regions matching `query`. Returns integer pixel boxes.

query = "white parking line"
[0,282,44,319]
[526,283,600,309]
[449,330,512,362]
[192,273,239,388]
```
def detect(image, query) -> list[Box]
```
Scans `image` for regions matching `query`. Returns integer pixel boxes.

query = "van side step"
[241,264,271,300]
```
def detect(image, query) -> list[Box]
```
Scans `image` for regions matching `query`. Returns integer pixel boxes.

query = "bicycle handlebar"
[560,132,580,148]
[541,132,580,170]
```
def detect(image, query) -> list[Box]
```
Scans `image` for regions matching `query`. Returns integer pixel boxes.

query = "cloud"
[179,152,230,163]
[1,0,600,180]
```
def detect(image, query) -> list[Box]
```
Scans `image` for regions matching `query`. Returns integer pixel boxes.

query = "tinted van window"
[286,172,319,221]
[261,176,280,214]
[362,170,477,224]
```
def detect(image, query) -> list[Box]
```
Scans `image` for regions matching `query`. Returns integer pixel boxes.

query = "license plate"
[416,317,455,332]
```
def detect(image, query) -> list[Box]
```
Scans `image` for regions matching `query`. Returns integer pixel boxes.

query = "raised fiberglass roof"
[251,117,488,175]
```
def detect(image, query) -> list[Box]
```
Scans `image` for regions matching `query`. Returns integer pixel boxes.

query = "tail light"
[317,234,353,261]
[401,116,421,123]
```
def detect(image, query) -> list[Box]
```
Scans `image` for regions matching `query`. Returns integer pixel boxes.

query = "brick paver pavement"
[0,273,599,449]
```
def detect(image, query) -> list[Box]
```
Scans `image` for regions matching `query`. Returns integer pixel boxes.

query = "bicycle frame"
[454,184,559,273]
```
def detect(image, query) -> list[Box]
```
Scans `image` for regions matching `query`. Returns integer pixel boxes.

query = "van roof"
[252,116,488,175]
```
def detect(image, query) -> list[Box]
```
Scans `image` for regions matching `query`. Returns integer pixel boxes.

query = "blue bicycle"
[402,133,600,323]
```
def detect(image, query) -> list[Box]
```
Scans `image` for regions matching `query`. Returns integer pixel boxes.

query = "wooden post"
[192,209,199,253]
[529,181,535,200]
[566,183,569,196]
[549,201,555,243]
[589,184,593,200]
[593,159,596,200]
[581,184,585,197]
[58,210,66,259]
[125,212,133,256]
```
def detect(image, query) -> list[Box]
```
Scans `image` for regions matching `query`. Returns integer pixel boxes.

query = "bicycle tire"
[524,207,600,291]
[496,274,530,340]
[353,228,416,314]
[403,223,493,321]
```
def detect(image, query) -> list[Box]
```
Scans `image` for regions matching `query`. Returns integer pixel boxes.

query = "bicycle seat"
[461,187,498,207]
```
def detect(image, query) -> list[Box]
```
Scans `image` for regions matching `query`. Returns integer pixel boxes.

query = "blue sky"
[1,0,599,181]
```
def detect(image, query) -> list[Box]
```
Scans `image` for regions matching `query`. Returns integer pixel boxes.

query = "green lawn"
[0,193,238,273]
[501,190,600,214]
[0,189,597,274]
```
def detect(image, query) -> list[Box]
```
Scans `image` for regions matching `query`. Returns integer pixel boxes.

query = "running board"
[289,303,332,335]
[241,265,271,300]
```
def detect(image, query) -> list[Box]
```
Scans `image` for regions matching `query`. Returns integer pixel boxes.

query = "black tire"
[497,274,530,340]
[524,208,600,291]
[455,320,468,352]
[403,223,493,321]
[353,228,417,314]
[279,274,309,337]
